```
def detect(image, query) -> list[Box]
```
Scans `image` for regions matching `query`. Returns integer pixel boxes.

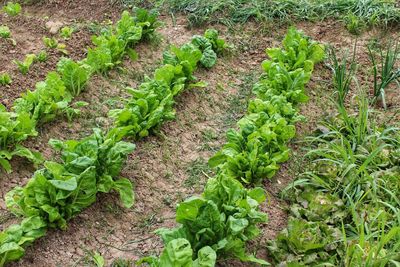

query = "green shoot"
[328,45,357,109]
[344,12,365,35]
[36,50,48,62]
[368,40,400,109]
[0,73,12,86]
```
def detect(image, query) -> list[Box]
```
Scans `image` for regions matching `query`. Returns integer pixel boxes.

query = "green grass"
[184,157,213,189]
[160,0,400,32]
[222,72,258,127]
[199,128,219,151]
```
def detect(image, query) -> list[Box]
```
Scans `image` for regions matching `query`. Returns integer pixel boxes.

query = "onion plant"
[368,40,400,109]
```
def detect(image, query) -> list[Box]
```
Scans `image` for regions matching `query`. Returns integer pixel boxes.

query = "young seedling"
[2,2,21,16]
[0,73,12,85]
[13,54,36,75]
[43,36,58,48]
[0,25,11,38]
[60,26,74,39]
[36,50,48,62]
[344,12,365,35]
[43,36,68,55]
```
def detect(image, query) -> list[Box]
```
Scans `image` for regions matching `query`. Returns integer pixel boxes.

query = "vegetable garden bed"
[0,0,399,266]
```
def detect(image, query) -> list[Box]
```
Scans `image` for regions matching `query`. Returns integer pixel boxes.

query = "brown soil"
[0,1,399,267]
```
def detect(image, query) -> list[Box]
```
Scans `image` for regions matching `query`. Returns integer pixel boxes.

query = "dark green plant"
[109,29,225,139]
[328,45,357,109]
[0,9,158,174]
[1,129,135,263]
[209,27,325,185]
[344,12,365,35]
[57,58,91,96]
[368,40,400,109]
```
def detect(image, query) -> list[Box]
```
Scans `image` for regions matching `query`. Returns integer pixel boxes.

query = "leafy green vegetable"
[0,9,159,174]
[2,2,21,16]
[57,58,90,96]
[0,104,39,172]
[83,10,154,73]
[138,239,216,267]
[43,36,58,48]
[267,218,341,266]
[60,26,73,39]
[13,54,36,75]
[154,174,268,265]
[267,27,325,69]
[209,27,324,185]
[36,50,48,62]
[85,45,114,74]
[133,8,162,39]
[0,25,11,38]
[13,71,72,124]
[1,129,134,264]
[0,216,47,266]
[3,128,135,244]
[204,29,228,54]
[110,29,226,140]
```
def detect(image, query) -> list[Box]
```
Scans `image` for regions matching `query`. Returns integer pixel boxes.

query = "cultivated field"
[0,0,399,266]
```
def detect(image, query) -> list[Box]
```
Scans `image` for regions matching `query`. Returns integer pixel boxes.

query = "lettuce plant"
[2,129,135,262]
[0,25,11,38]
[0,9,159,174]
[0,104,42,173]
[36,50,48,62]
[153,174,268,265]
[13,54,36,75]
[110,29,225,140]
[209,27,325,185]
[57,58,90,96]
[43,36,58,48]
[138,238,216,267]
[2,2,21,16]
[60,26,73,39]
[13,72,72,124]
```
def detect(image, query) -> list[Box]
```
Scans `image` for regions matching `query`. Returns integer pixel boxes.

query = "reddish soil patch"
[0,5,93,108]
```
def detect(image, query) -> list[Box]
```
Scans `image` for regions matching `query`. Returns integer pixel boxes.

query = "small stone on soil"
[45,21,64,34]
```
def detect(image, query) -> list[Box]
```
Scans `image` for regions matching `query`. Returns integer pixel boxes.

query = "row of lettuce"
[137,28,325,266]
[0,9,159,173]
[267,56,400,265]
[0,9,229,266]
